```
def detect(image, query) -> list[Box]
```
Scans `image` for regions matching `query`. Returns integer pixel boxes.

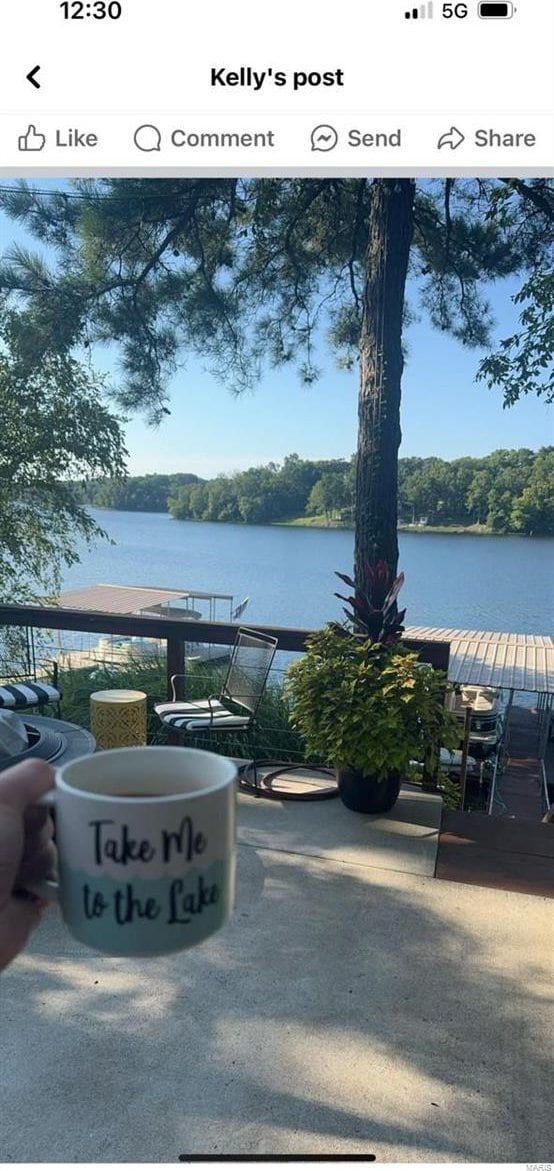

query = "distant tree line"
[73,472,199,513]
[75,448,554,535]
[168,454,355,525]
[398,447,553,534]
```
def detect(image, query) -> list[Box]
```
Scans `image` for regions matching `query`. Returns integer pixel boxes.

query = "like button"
[18,124,46,151]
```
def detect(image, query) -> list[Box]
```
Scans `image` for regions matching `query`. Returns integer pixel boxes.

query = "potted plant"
[285,560,458,814]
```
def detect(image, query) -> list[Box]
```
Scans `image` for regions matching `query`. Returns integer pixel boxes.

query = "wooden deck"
[435,810,554,898]
[436,702,554,897]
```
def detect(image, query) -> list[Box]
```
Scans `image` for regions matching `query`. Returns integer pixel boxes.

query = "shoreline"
[87,507,550,538]
[273,518,503,536]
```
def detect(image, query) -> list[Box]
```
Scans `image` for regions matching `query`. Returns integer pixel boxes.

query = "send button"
[348,129,402,148]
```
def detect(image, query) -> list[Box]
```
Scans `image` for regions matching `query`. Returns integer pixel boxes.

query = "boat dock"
[407,625,553,818]
[494,702,551,820]
[433,690,554,897]
[50,582,250,670]
[425,634,554,895]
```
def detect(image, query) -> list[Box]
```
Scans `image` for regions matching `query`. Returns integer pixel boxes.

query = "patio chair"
[0,629,61,717]
[154,627,278,763]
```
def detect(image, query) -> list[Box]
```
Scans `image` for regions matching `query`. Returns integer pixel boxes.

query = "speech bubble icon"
[134,124,162,152]
[310,124,338,152]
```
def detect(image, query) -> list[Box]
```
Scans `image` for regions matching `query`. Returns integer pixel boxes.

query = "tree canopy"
[78,447,554,536]
[73,471,199,513]
[0,309,127,600]
[0,177,552,581]
[476,181,554,406]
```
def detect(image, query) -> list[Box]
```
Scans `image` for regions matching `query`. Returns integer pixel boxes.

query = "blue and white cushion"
[0,682,61,710]
[154,697,250,731]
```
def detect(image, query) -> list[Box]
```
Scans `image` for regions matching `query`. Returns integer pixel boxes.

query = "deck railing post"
[166,636,185,698]
[459,706,473,811]
[165,636,186,746]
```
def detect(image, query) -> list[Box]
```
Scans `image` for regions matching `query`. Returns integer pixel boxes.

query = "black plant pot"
[337,767,401,815]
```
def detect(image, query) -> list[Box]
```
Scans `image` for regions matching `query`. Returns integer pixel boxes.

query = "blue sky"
[121,274,552,476]
[1,182,551,477]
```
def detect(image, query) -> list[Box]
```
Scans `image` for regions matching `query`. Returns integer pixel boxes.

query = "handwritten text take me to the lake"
[82,816,220,927]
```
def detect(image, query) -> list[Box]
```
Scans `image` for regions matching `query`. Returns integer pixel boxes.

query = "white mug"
[35,746,237,957]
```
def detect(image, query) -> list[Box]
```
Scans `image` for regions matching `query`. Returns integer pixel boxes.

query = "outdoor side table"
[90,689,147,750]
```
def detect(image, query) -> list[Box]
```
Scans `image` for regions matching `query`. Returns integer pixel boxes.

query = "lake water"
[62,510,554,636]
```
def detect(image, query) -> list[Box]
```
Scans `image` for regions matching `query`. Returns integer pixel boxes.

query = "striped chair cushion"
[0,682,61,710]
[155,697,250,732]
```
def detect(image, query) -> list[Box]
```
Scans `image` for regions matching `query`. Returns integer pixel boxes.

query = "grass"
[273,515,348,528]
[58,655,306,763]
[273,517,496,535]
[398,522,493,535]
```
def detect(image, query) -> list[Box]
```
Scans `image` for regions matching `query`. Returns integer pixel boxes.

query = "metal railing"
[0,603,450,698]
[0,602,451,781]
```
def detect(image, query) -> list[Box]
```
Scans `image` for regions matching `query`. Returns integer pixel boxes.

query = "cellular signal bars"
[405,2,434,18]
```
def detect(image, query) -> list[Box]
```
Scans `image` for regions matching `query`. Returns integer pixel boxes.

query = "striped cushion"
[154,697,250,732]
[0,682,61,710]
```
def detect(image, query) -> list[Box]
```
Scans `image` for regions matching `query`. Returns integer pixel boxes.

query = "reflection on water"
[62,511,554,636]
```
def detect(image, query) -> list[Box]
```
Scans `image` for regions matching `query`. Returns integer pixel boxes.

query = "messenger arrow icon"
[437,125,465,150]
[26,65,41,89]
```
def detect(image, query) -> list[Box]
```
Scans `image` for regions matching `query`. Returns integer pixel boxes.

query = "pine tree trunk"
[355,179,416,586]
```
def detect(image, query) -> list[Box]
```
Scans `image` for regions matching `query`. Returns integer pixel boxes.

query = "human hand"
[0,759,56,971]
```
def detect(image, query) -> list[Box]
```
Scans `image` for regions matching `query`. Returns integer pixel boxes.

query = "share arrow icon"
[437,125,465,150]
[26,65,41,89]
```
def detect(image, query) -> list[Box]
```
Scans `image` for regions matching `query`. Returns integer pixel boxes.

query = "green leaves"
[285,626,456,780]
[0,309,127,601]
[2,177,550,420]
[335,559,406,643]
[477,269,554,407]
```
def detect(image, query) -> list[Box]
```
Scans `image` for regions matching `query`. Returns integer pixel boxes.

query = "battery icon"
[478,3,514,16]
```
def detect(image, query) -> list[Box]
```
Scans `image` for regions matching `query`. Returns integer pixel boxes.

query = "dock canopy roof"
[406,626,554,694]
[56,583,233,616]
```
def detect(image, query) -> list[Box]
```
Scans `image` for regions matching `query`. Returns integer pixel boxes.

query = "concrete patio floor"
[1,787,552,1163]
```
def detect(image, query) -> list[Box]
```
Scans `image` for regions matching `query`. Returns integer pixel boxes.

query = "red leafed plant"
[334,559,406,644]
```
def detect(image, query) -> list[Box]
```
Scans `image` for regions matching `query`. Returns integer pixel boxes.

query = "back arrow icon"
[26,66,41,89]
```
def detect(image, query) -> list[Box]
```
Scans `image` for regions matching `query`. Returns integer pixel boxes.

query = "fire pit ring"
[0,716,95,773]
[0,723,65,770]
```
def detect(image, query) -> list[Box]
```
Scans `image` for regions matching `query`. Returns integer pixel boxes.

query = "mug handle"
[20,790,60,904]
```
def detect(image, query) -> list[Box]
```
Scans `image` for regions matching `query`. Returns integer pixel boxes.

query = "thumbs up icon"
[18,124,46,151]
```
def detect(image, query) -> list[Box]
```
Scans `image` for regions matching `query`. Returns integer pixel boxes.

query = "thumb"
[0,761,54,908]
[0,759,54,813]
